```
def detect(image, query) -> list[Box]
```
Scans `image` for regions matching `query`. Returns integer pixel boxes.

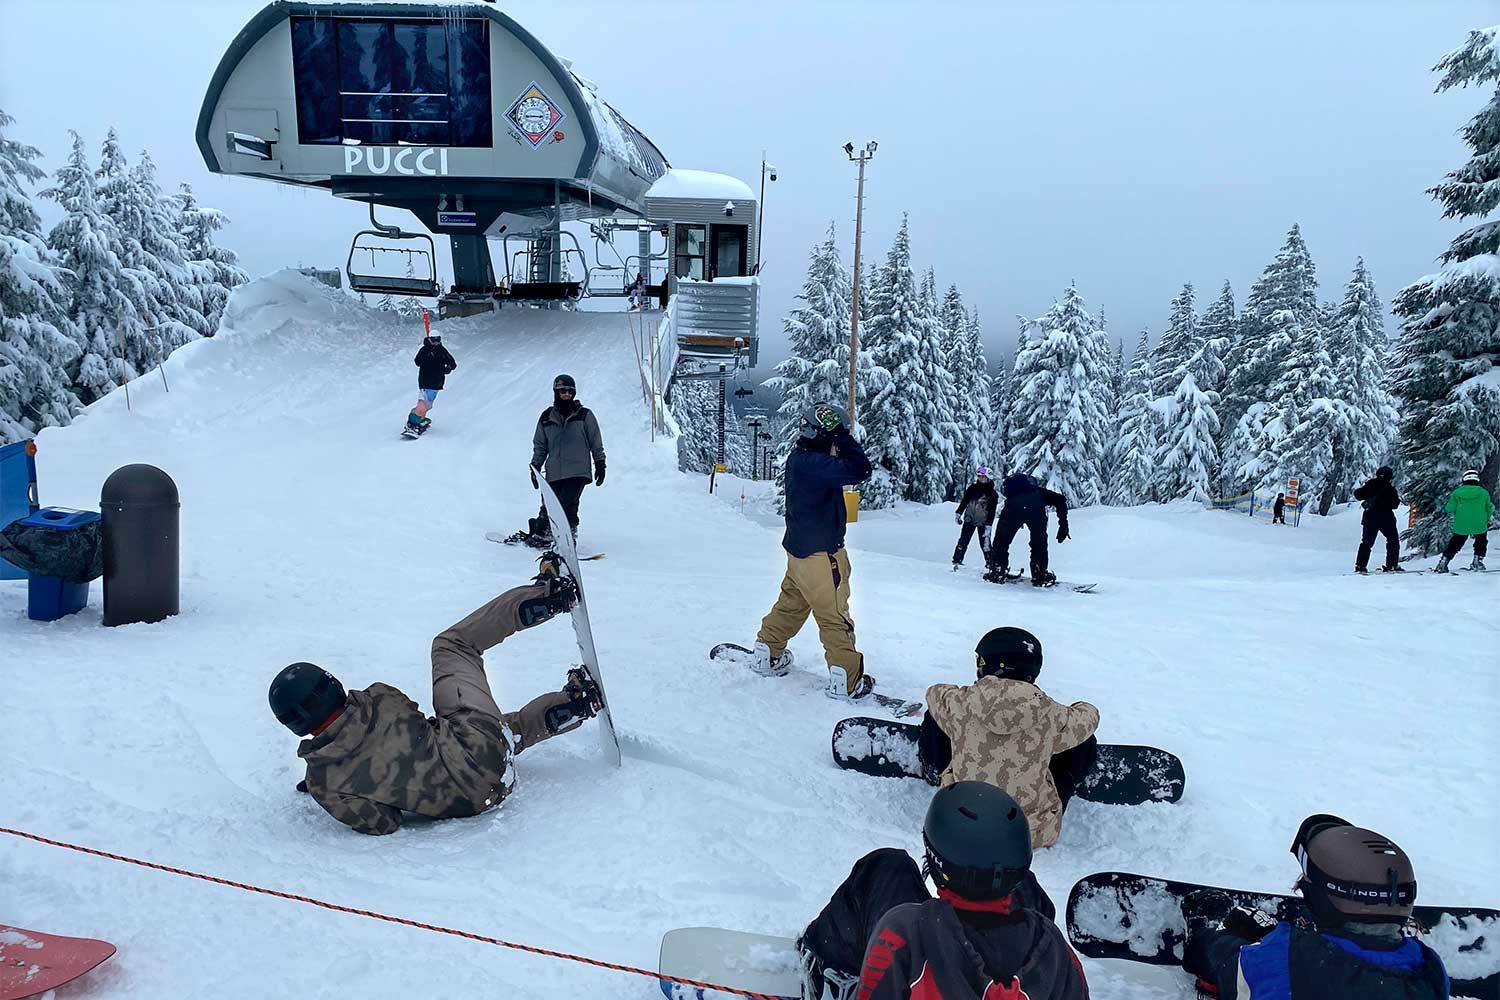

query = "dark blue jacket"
[782,432,872,558]
[1226,922,1448,1000]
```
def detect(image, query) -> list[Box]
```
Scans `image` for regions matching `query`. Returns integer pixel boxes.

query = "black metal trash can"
[101,464,179,626]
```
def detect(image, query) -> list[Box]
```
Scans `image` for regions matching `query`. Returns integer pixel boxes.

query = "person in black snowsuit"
[952,466,999,568]
[796,781,1089,1000]
[408,333,457,430]
[985,474,1070,587]
[527,374,606,543]
[1182,813,1449,1000]
[1352,466,1402,574]
[1273,493,1287,524]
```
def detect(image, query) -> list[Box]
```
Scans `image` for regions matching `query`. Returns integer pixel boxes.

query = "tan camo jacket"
[297,684,514,835]
[926,675,1100,848]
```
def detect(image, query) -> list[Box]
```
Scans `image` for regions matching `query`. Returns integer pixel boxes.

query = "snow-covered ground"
[2,273,1496,999]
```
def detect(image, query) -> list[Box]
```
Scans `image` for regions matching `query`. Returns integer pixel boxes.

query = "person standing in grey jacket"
[529,374,606,542]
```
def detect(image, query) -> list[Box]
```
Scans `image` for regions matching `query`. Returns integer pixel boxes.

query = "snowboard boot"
[1381,563,1406,573]
[543,668,602,736]
[826,665,876,702]
[1181,889,1234,994]
[795,935,823,1000]
[983,566,1007,584]
[1354,566,1369,575]
[1434,557,1451,574]
[1031,569,1058,588]
[749,641,794,677]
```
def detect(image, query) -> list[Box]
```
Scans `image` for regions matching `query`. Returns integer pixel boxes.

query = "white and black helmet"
[1462,469,1481,484]
[798,402,848,440]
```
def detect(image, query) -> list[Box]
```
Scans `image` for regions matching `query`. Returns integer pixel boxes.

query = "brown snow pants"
[431,584,574,753]
[756,548,864,691]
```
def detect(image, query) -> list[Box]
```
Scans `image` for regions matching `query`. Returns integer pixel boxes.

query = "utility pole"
[843,141,877,433]
[746,417,764,480]
[757,154,776,275]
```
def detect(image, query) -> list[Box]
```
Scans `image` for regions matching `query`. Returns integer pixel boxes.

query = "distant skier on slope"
[1352,465,1402,574]
[984,473,1071,586]
[917,627,1099,849]
[746,402,876,701]
[796,781,1090,1000]
[951,465,998,569]
[1433,469,1492,573]
[407,328,456,434]
[1181,814,1450,999]
[527,374,606,545]
[267,556,600,836]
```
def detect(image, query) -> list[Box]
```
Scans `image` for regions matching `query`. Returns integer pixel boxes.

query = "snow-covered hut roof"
[647,169,755,203]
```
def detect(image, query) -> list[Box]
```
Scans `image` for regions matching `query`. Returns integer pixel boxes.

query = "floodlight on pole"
[757,152,777,274]
[844,139,876,434]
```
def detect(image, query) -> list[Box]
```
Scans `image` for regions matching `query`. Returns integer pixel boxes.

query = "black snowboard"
[710,643,923,717]
[1067,871,1499,1000]
[831,717,1185,805]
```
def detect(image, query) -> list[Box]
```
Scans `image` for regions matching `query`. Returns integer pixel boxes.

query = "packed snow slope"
[2,273,1496,999]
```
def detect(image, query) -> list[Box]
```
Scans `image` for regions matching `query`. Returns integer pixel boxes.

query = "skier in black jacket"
[407,333,457,432]
[1352,466,1402,574]
[985,474,1071,587]
[796,781,1089,1000]
[1181,813,1448,1000]
[952,465,999,569]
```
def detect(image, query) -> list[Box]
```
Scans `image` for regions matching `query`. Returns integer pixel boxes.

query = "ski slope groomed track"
[2,272,1496,999]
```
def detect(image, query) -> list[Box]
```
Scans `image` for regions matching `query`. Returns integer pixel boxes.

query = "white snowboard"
[535,472,621,766]
[658,927,801,1000]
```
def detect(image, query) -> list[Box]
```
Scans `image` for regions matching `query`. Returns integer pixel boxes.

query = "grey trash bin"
[101,464,179,626]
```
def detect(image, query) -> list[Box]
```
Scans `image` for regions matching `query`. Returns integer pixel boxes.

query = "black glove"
[1056,523,1070,543]
[1223,904,1278,944]
[594,464,606,487]
[529,466,540,489]
[296,779,308,794]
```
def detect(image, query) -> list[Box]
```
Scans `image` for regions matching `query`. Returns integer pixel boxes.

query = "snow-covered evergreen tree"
[1107,329,1159,505]
[1325,258,1398,508]
[1006,283,1112,504]
[859,217,936,506]
[990,324,1029,478]
[672,378,733,474]
[1197,281,1237,398]
[175,181,246,332]
[0,109,79,441]
[130,151,206,341]
[947,300,994,488]
[1151,283,1198,398]
[1242,308,1343,504]
[1157,342,1222,501]
[1392,26,1500,550]
[42,132,141,404]
[909,267,957,503]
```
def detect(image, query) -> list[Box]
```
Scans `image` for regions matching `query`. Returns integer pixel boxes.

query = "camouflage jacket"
[926,676,1099,848]
[297,684,514,835]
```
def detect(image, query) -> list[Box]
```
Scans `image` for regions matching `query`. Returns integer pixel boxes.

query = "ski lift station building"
[197,1,758,370]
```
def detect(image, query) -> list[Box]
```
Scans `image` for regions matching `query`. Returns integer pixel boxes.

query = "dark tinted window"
[291,16,491,147]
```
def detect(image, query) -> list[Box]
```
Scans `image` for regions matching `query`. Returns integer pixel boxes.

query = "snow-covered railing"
[628,299,678,438]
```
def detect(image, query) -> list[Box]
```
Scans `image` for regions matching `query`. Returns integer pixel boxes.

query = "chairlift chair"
[345,204,440,298]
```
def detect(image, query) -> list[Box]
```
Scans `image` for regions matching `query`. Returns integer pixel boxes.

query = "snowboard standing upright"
[536,472,620,766]
[1066,872,1500,999]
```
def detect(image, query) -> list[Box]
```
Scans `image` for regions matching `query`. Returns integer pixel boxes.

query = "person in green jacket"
[1434,469,1493,573]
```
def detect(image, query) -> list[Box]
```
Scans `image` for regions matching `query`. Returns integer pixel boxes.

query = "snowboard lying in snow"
[485,531,605,559]
[710,643,923,718]
[658,927,800,1000]
[984,570,1097,593]
[1066,872,1500,1000]
[1,925,116,1000]
[535,473,620,766]
[831,717,1186,805]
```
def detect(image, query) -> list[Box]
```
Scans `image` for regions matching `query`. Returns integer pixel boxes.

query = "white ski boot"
[749,641,794,677]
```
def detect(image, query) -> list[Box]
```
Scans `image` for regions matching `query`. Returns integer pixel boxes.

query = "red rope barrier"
[0,825,792,1000]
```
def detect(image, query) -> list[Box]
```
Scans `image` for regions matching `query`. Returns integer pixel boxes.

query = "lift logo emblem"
[506,82,565,148]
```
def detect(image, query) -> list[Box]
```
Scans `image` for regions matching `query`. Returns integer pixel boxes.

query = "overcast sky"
[2,0,1495,376]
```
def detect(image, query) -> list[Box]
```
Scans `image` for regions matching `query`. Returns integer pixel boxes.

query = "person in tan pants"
[750,402,876,700]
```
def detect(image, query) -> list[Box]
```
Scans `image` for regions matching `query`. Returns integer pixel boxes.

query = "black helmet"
[975,627,1043,684]
[1290,814,1417,925]
[1376,466,1393,480]
[269,662,346,736]
[923,781,1033,900]
[798,402,847,441]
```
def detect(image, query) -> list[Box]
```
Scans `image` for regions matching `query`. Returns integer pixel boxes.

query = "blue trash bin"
[0,439,40,581]
[21,507,99,621]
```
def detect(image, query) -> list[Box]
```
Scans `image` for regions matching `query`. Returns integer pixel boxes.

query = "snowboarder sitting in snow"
[408,330,457,432]
[952,465,998,569]
[917,627,1099,849]
[1273,493,1287,524]
[796,781,1089,1000]
[268,556,601,836]
[1434,469,1492,573]
[1181,813,1449,999]
[750,402,876,701]
[984,473,1070,587]
[1353,465,1402,574]
[527,374,606,545]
